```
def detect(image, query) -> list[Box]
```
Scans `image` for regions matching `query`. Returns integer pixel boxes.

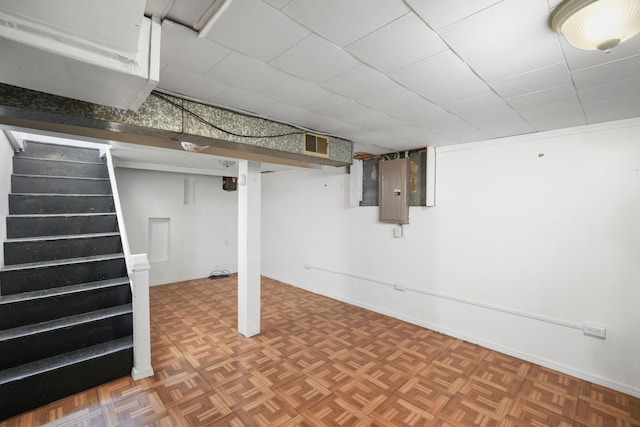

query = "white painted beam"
[237,160,261,337]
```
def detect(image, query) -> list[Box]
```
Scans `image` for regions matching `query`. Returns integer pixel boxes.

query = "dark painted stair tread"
[8,212,117,218]
[0,252,126,272]
[10,193,113,197]
[0,304,132,341]
[5,231,120,243]
[0,277,129,306]
[3,232,122,264]
[6,213,118,237]
[0,277,131,329]
[13,157,109,179]
[0,336,132,385]
[0,337,132,385]
[8,194,116,215]
[17,141,104,163]
[11,175,112,195]
[12,174,110,182]
[15,156,106,166]
[0,254,127,295]
[10,192,113,197]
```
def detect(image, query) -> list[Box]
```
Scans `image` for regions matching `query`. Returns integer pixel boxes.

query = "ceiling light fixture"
[550,0,640,50]
[181,141,207,153]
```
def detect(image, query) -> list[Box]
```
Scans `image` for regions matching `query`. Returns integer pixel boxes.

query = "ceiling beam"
[0,83,352,168]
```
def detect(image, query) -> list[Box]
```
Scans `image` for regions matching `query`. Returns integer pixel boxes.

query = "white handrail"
[103,147,154,380]
[103,147,133,275]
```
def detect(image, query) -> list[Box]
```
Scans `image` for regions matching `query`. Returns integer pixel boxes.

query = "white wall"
[261,119,640,397]
[116,168,238,285]
[0,132,14,268]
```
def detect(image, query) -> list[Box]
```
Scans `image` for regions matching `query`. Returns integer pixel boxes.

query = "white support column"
[237,160,261,337]
[130,253,154,380]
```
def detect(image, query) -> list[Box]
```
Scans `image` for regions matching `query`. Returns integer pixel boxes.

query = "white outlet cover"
[583,322,606,339]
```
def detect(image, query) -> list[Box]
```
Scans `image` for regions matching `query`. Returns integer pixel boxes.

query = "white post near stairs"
[130,253,154,380]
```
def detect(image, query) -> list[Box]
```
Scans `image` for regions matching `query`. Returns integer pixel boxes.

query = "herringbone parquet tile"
[2,276,639,426]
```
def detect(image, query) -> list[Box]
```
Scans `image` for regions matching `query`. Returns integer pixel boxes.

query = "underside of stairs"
[0,141,133,420]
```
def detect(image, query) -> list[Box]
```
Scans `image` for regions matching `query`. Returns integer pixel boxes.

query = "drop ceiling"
[147,0,640,154]
[2,0,640,156]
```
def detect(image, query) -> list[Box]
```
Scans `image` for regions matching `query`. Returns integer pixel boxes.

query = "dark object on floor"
[208,269,231,280]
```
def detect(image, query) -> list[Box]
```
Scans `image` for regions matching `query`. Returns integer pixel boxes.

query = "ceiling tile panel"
[206,52,289,92]
[380,124,443,148]
[261,102,332,130]
[345,13,447,73]
[269,34,360,83]
[144,0,174,17]
[413,117,489,143]
[582,93,640,124]
[282,0,409,47]
[306,95,408,134]
[321,65,399,102]
[166,0,219,28]
[571,54,640,90]
[489,62,571,98]
[362,90,444,122]
[346,108,404,131]
[351,130,402,149]
[204,0,309,62]
[305,94,358,117]
[389,50,475,94]
[447,93,535,137]
[161,20,231,74]
[263,76,332,106]
[318,120,364,137]
[366,116,419,134]
[211,86,276,114]
[419,75,493,107]
[516,98,587,131]
[439,0,565,82]
[159,65,228,100]
[506,83,580,111]
[577,76,640,104]
[405,0,504,30]
[263,0,292,9]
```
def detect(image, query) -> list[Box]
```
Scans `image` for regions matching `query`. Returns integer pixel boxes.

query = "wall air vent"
[303,132,329,158]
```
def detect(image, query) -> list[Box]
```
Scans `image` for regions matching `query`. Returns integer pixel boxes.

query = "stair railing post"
[130,253,154,380]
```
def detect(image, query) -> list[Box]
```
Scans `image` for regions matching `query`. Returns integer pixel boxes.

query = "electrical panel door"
[379,158,409,224]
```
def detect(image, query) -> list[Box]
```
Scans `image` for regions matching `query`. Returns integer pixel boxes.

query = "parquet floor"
[2,276,639,426]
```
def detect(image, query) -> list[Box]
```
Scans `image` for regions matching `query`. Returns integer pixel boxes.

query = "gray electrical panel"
[379,157,409,224]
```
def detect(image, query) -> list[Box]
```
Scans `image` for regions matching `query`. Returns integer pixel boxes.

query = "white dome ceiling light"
[550,0,640,51]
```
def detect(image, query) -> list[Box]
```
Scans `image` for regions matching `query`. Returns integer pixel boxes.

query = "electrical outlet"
[303,263,312,270]
[583,323,606,339]
[393,282,406,291]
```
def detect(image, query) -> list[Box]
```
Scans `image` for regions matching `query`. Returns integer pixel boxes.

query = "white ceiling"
[147,0,640,154]
[2,0,640,157]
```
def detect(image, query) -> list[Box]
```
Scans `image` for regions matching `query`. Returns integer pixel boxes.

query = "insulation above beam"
[0,84,352,168]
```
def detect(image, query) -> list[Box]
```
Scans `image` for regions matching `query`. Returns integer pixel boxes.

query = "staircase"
[0,141,133,420]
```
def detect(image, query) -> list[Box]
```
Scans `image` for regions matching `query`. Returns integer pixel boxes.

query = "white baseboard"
[131,366,154,381]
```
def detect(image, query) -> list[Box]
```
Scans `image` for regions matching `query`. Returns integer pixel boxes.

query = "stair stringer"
[0,140,140,421]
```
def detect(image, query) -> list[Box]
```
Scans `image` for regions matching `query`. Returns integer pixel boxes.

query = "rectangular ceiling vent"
[303,132,329,157]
